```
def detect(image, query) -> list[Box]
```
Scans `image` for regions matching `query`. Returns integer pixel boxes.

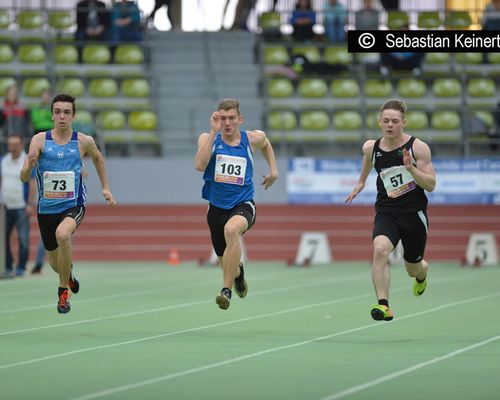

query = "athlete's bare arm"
[247,129,278,190]
[345,139,375,203]
[403,139,436,192]
[79,133,116,206]
[20,132,44,183]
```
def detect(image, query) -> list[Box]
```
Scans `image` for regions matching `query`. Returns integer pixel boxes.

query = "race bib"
[214,154,247,185]
[380,165,417,198]
[43,171,75,199]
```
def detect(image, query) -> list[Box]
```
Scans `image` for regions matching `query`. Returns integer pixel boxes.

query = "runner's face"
[218,108,243,135]
[379,109,405,138]
[52,102,74,130]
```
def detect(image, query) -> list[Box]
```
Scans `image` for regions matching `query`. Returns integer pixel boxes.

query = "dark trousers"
[5,208,30,273]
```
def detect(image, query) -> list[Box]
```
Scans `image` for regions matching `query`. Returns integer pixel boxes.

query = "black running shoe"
[215,288,232,310]
[233,263,248,298]
[57,289,71,314]
[68,267,80,294]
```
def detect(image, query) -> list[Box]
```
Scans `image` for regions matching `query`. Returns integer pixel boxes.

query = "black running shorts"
[37,206,86,251]
[207,201,256,257]
[372,210,429,263]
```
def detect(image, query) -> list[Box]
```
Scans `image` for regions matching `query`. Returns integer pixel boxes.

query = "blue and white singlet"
[36,130,86,214]
[202,130,254,209]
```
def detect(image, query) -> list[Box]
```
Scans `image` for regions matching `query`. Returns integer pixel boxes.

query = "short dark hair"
[217,98,241,115]
[51,93,76,115]
[379,99,407,117]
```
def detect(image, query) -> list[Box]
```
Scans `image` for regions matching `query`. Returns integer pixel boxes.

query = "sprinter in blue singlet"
[195,98,279,310]
[21,93,116,314]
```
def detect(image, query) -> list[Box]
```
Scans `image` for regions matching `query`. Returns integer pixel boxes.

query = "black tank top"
[372,136,428,213]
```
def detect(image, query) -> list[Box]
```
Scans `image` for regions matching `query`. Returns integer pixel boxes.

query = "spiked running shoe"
[233,263,248,298]
[57,289,71,314]
[370,304,394,321]
[68,272,80,294]
[215,288,231,310]
[413,276,427,296]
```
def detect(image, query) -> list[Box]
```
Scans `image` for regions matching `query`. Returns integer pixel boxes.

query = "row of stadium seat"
[0,43,144,65]
[0,9,72,30]
[263,45,500,67]
[259,10,474,33]
[267,109,492,142]
[266,77,499,101]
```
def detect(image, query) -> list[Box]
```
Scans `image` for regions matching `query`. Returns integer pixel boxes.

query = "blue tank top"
[36,130,86,214]
[202,131,254,209]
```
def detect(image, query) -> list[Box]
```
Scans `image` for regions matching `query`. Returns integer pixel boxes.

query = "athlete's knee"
[373,242,392,260]
[223,224,242,242]
[55,227,72,245]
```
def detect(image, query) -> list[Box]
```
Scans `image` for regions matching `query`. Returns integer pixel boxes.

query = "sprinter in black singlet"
[345,99,436,321]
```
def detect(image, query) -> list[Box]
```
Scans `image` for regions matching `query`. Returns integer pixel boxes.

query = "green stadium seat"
[114,45,144,64]
[323,46,351,65]
[487,53,500,64]
[267,78,294,98]
[467,78,496,97]
[387,11,409,30]
[432,78,461,97]
[0,76,16,95]
[82,44,111,64]
[0,43,14,63]
[297,78,328,98]
[333,111,362,130]
[455,53,482,65]
[405,111,429,130]
[16,10,43,30]
[267,110,297,130]
[97,110,126,130]
[263,46,289,65]
[22,77,50,97]
[0,9,11,29]
[89,78,118,97]
[445,11,471,29]
[424,52,450,65]
[300,110,330,130]
[365,79,392,97]
[330,79,360,98]
[121,78,150,98]
[54,44,79,64]
[128,110,158,131]
[48,10,73,30]
[431,110,460,130]
[258,12,281,33]
[473,110,494,129]
[57,77,85,97]
[73,110,95,135]
[18,44,46,63]
[130,133,162,156]
[396,78,426,98]
[291,46,321,63]
[365,111,379,130]
[417,11,441,29]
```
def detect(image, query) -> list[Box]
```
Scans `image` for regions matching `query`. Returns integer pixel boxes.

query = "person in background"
[1,84,29,138]
[355,0,379,30]
[195,98,278,310]
[30,88,54,134]
[482,0,500,31]
[345,99,436,322]
[1,134,36,277]
[75,0,110,41]
[147,0,174,29]
[111,0,143,42]
[323,0,347,43]
[290,0,316,41]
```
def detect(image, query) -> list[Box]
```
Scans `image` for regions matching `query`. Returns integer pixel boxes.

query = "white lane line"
[0,292,373,370]
[319,335,500,400]
[0,274,366,335]
[67,292,500,400]
[0,268,318,315]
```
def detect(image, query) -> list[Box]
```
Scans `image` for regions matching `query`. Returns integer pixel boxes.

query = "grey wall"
[84,157,288,204]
